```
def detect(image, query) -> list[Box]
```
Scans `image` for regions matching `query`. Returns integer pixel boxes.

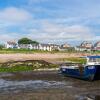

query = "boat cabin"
[86,56,100,65]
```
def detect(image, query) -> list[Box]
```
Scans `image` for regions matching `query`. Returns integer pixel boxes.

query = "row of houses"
[5,41,100,51]
[60,41,100,51]
[75,41,100,51]
[5,41,60,51]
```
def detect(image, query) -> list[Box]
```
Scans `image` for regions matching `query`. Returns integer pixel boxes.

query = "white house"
[75,41,93,51]
[18,44,54,51]
[93,41,100,51]
[5,41,18,49]
[75,46,86,51]
[18,44,34,49]
[38,44,60,51]
[59,43,72,51]
[49,44,60,51]
[39,44,51,51]
[5,41,60,51]
[31,44,39,50]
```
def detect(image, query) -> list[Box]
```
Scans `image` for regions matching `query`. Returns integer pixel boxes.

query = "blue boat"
[59,56,100,81]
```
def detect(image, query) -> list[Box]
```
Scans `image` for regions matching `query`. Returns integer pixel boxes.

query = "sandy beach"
[0,53,94,63]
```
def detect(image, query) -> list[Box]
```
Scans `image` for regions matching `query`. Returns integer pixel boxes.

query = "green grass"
[0,48,100,54]
[0,49,76,54]
[0,49,50,54]
[92,51,100,54]
[0,64,58,72]
[0,66,33,72]
[0,57,86,72]
[59,57,87,64]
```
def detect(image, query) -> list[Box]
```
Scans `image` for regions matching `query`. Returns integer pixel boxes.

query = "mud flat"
[0,71,100,100]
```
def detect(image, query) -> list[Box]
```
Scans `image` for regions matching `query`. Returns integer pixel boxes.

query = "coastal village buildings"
[5,41,60,51]
[5,41,18,49]
[61,44,71,48]
[48,44,60,51]
[19,43,60,51]
[59,43,72,51]
[5,41,100,52]
[18,44,33,49]
[31,44,39,50]
[18,44,60,51]
[93,41,100,51]
[39,44,52,51]
[75,41,93,51]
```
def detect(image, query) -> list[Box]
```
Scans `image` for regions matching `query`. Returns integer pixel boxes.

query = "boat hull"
[59,65,100,81]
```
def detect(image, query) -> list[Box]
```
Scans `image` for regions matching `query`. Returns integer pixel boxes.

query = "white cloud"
[0,7,32,26]
[0,21,99,44]
[0,33,17,42]
[26,21,95,42]
[0,31,26,42]
[93,36,100,41]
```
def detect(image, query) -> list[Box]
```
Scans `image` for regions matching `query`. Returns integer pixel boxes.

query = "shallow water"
[0,79,68,93]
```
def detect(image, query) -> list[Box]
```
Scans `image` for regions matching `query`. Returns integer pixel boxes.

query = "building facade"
[5,41,18,49]
[93,41,100,51]
[17,43,60,51]
[75,41,93,51]
[59,43,72,51]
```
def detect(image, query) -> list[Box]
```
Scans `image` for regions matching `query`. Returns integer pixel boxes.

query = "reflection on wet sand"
[0,71,100,100]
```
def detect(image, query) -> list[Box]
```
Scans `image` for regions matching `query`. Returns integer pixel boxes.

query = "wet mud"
[0,71,100,100]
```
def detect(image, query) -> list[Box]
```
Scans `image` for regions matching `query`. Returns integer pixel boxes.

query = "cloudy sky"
[0,0,100,45]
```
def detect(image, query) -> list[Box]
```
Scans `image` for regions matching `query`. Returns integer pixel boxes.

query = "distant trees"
[0,44,4,49]
[18,38,39,44]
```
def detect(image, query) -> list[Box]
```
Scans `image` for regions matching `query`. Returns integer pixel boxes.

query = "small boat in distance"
[59,56,100,81]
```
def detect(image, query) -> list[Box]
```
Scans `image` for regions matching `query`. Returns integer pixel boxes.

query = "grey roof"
[7,41,17,45]
[40,44,59,47]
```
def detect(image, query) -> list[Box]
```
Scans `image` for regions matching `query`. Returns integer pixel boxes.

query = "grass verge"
[59,57,86,64]
[0,64,58,72]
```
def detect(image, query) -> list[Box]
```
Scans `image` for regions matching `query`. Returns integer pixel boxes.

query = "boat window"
[96,58,100,62]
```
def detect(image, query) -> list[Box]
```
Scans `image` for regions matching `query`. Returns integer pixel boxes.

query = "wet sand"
[0,71,100,100]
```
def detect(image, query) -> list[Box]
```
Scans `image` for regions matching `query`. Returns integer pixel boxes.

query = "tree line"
[18,38,39,44]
